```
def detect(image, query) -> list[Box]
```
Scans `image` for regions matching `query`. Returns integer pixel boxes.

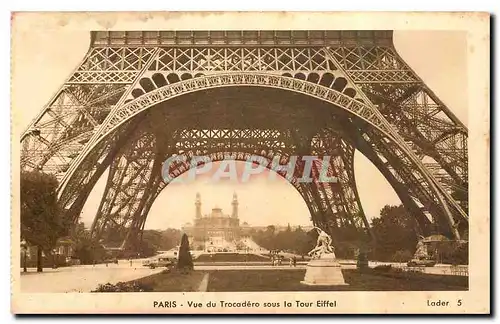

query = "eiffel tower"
[20,30,468,250]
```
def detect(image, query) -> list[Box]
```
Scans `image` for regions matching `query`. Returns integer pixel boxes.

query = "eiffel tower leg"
[121,155,166,251]
[298,182,329,229]
[330,143,372,237]
[339,140,371,231]
[309,129,371,239]
[59,119,144,223]
[90,131,157,245]
[20,83,128,176]
[299,180,356,252]
[346,127,437,236]
[129,180,165,249]
[325,45,467,238]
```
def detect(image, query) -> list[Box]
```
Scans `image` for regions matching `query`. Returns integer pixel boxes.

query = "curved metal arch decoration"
[104,73,394,139]
[58,73,397,194]
[164,151,304,190]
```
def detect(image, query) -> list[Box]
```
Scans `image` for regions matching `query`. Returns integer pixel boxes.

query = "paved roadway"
[366,261,467,276]
[20,259,162,293]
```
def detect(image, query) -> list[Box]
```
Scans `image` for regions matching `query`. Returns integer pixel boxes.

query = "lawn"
[130,270,207,292]
[123,268,468,292]
[206,269,468,292]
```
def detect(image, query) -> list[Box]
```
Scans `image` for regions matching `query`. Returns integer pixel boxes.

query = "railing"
[450,265,469,276]
[400,266,425,273]
[91,30,394,47]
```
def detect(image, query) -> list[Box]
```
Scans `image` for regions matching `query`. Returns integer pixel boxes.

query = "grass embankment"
[195,253,269,262]
[130,269,207,292]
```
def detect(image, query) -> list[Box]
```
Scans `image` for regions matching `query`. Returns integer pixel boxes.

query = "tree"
[266,225,276,236]
[21,171,69,272]
[137,240,157,258]
[140,229,162,255]
[177,234,193,271]
[73,238,106,265]
[392,249,413,263]
[101,223,127,248]
[370,205,419,261]
[70,222,106,265]
[294,227,316,256]
[160,228,182,250]
[250,226,315,256]
[139,228,182,252]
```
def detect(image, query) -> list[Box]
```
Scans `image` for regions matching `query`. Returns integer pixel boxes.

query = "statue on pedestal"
[308,227,335,259]
[301,226,347,286]
[413,236,429,259]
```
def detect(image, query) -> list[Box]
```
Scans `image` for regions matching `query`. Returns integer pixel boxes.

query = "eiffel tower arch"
[20,30,468,250]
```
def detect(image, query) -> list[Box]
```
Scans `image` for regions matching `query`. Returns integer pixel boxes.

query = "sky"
[12,31,468,230]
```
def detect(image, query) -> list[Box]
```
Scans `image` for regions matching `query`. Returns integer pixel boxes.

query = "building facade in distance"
[182,192,242,251]
[182,192,314,251]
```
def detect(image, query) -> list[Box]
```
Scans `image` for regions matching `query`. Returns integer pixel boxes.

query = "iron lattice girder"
[20,45,160,177]
[325,114,458,236]
[58,118,145,223]
[174,128,294,151]
[20,30,469,245]
[327,44,468,195]
[69,47,157,84]
[21,82,128,179]
[361,80,467,187]
[91,131,158,240]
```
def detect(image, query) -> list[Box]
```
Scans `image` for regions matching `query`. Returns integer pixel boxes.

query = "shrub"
[177,234,194,271]
[392,249,413,263]
[373,265,392,272]
[92,281,152,292]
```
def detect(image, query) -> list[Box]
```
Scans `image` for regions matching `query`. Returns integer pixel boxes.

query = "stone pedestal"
[301,253,348,286]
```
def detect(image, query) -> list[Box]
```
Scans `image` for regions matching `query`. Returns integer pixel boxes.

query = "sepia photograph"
[10,12,490,314]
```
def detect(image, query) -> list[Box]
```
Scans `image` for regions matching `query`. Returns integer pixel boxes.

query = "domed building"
[182,192,242,251]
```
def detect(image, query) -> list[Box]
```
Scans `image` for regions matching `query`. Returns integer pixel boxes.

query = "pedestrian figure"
[293,256,297,267]
[289,258,293,267]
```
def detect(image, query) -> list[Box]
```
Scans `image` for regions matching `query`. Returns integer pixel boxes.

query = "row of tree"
[248,205,421,261]
[250,225,316,256]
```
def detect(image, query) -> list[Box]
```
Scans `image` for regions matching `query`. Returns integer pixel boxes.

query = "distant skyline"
[12,31,468,231]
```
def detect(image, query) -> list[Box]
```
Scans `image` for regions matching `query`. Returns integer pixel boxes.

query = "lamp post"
[21,239,27,272]
[52,248,58,269]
